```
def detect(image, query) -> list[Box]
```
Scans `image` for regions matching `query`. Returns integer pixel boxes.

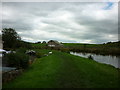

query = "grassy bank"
[3,50,120,88]
[31,41,120,56]
[63,42,120,56]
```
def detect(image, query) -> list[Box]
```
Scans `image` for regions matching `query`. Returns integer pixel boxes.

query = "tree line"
[2,28,31,50]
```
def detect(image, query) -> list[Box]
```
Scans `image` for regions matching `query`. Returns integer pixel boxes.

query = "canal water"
[70,52,120,69]
[0,67,16,72]
[0,55,16,72]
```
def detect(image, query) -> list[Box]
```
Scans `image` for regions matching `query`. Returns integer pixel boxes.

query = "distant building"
[47,40,63,47]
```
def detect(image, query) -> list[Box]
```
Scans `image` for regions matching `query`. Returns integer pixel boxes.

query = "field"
[3,50,120,88]
[31,41,120,56]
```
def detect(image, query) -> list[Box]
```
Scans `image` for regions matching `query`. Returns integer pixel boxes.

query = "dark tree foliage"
[4,52,29,69]
[36,41,41,44]
[2,28,21,49]
[42,41,46,44]
[2,28,32,49]
[16,40,32,49]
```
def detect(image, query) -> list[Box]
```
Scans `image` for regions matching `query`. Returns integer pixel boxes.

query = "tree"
[2,28,21,49]
[36,41,41,44]
[42,41,46,44]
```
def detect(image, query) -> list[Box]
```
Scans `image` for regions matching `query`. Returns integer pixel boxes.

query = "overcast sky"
[2,2,118,44]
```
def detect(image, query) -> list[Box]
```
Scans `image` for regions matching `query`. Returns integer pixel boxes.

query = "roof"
[48,40,60,44]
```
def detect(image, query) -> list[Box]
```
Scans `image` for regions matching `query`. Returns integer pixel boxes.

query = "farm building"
[47,40,63,47]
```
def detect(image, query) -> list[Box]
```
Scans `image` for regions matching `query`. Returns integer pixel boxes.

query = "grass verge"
[3,50,120,88]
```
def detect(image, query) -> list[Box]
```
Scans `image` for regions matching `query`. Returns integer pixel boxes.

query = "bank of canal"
[70,52,120,69]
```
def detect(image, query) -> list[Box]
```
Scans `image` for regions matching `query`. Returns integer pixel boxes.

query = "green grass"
[33,49,50,54]
[62,42,120,55]
[31,43,47,47]
[3,50,120,88]
[63,43,100,47]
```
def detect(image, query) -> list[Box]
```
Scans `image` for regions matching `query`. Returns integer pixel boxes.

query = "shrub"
[36,52,43,58]
[4,52,29,69]
[88,55,93,60]
[16,48,27,53]
[60,48,70,53]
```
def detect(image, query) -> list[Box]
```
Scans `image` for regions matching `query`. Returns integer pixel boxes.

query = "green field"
[31,43,47,47]
[63,43,99,47]
[3,50,120,88]
[31,41,120,56]
[63,42,120,49]
[63,42,120,55]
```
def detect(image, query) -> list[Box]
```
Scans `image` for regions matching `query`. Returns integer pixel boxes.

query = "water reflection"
[70,52,120,69]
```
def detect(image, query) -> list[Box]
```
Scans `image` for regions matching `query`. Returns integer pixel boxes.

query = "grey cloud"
[2,2,118,43]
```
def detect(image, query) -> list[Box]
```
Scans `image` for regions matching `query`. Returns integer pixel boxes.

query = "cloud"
[2,2,118,44]
[103,2,114,10]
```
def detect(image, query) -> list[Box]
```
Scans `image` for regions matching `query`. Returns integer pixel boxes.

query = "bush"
[16,48,27,53]
[4,52,29,69]
[36,52,43,58]
[88,55,93,60]
[60,48,70,53]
